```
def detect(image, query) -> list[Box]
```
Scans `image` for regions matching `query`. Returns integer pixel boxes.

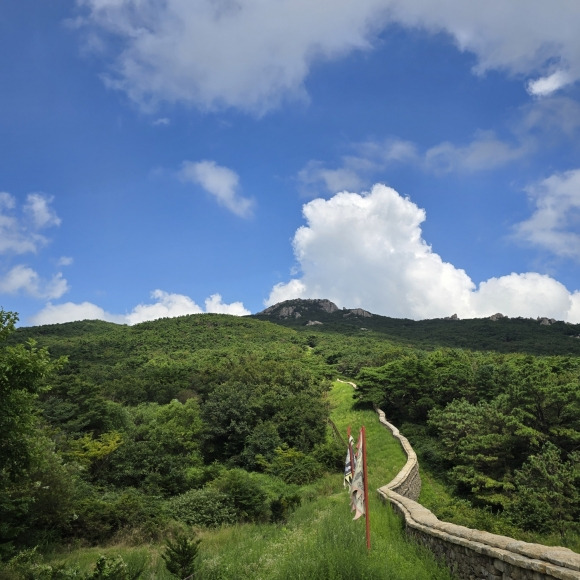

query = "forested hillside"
[1,312,340,568]
[1,299,579,577]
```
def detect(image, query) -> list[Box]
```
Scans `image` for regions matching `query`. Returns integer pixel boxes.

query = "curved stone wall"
[375,408,580,580]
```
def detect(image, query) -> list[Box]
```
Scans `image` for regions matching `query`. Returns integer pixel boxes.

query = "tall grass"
[195,484,453,580]
[192,380,453,579]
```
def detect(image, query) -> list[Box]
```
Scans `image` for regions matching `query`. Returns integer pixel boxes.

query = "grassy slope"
[192,380,453,580]
[48,381,454,579]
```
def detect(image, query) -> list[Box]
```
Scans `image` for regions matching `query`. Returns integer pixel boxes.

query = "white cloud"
[471,273,573,320]
[0,265,69,299]
[75,0,580,113]
[527,70,573,97]
[179,160,254,218]
[75,0,382,113]
[298,138,419,195]
[298,132,528,195]
[124,290,203,325]
[386,1,580,87]
[298,161,367,197]
[29,301,120,326]
[205,293,251,316]
[0,192,61,255]
[0,193,69,301]
[513,169,580,259]
[266,184,580,322]
[29,289,250,325]
[57,256,74,266]
[24,193,61,229]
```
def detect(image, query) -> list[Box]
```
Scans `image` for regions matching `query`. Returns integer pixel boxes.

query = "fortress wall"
[375,408,580,580]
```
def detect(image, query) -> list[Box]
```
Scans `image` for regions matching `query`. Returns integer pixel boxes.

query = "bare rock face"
[306,320,323,326]
[346,308,372,318]
[444,314,459,320]
[257,299,339,319]
[278,306,302,318]
[538,317,556,325]
[488,313,506,321]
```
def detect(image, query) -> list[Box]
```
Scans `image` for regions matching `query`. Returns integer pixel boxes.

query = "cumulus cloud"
[266,184,580,322]
[205,293,251,316]
[0,265,69,299]
[513,169,580,259]
[30,301,120,326]
[29,290,250,326]
[179,160,254,218]
[75,0,580,113]
[124,290,203,325]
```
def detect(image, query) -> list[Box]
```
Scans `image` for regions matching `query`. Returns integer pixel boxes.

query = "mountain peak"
[256,298,340,319]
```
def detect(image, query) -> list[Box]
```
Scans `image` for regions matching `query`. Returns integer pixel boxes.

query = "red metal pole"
[362,425,371,551]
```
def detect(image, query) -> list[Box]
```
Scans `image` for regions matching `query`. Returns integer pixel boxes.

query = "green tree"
[162,533,201,579]
[0,311,66,475]
[356,353,435,421]
[0,310,68,554]
[507,442,580,537]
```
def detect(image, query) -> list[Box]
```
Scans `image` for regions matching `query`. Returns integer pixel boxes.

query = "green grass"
[327,379,407,491]
[195,488,453,580]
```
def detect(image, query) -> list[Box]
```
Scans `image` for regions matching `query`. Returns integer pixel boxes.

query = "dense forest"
[1,299,579,577]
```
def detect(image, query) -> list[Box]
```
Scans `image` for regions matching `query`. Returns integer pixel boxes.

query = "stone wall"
[375,409,580,580]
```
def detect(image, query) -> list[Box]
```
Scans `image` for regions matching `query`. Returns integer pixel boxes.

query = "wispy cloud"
[0,192,60,255]
[424,131,531,173]
[298,132,529,195]
[298,138,418,195]
[0,192,69,300]
[513,169,580,259]
[179,160,255,218]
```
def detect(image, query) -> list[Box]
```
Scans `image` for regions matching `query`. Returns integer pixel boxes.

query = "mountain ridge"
[252,298,580,355]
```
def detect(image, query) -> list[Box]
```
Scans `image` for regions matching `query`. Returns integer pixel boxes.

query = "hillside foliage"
[1,300,579,574]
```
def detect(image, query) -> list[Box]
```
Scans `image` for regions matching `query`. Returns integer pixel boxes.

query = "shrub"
[71,488,167,544]
[210,469,269,522]
[258,445,324,485]
[167,488,237,528]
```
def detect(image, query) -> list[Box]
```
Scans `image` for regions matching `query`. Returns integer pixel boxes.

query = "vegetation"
[161,532,201,579]
[1,297,579,577]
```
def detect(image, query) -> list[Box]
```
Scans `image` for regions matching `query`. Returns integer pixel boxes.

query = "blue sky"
[2,1,580,325]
